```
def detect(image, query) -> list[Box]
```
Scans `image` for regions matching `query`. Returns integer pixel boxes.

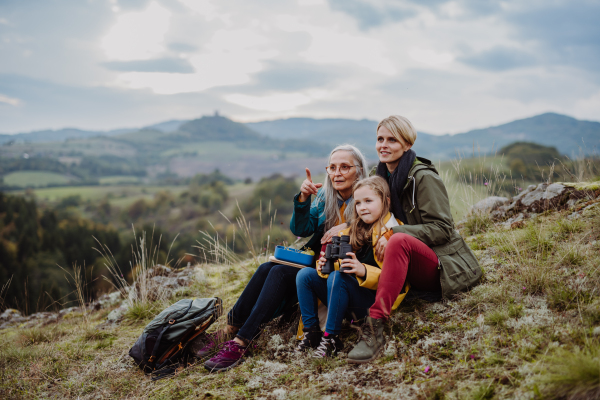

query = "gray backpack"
[129,297,222,380]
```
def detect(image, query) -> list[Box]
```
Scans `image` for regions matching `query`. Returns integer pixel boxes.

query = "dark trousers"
[227,262,299,342]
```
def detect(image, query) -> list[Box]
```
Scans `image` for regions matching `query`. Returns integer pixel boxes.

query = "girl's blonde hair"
[349,176,391,250]
[377,115,417,146]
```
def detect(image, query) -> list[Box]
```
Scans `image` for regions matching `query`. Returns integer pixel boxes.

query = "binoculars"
[321,235,353,275]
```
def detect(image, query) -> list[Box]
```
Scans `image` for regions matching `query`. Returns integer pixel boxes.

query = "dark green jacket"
[389,157,482,299]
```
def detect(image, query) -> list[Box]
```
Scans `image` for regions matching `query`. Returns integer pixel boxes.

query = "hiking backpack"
[129,297,222,380]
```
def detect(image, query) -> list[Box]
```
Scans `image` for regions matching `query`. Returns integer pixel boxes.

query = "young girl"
[295,176,409,358]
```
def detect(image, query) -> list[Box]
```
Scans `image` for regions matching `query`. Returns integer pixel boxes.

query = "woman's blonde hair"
[349,176,391,250]
[377,115,417,146]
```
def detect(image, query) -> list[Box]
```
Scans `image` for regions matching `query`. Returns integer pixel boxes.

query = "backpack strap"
[147,319,175,369]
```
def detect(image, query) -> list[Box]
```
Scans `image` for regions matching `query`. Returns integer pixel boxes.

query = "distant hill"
[0,127,135,145]
[2,113,598,169]
[144,119,187,133]
[424,113,600,159]
[177,116,262,141]
[246,113,600,160]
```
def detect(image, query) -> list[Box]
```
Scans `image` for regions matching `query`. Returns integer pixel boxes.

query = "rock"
[0,308,21,321]
[147,264,171,277]
[106,304,128,323]
[470,196,508,214]
[59,306,80,317]
[501,213,525,229]
[520,183,563,207]
[470,181,597,224]
[92,291,124,310]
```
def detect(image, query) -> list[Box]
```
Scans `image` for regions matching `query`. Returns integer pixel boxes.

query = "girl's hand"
[299,168,322,202]
[316,252,325,273]
[340,253,366,277]
[375,236,387,261]
[321,223,347,244]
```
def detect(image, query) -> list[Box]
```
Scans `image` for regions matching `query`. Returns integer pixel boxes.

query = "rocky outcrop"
[469,182,600,223]
[0,263,199,330]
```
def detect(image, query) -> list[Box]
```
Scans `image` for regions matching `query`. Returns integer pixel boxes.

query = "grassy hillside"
[2,113,598,189]
[1,187,598,399]
[3,171,73,187]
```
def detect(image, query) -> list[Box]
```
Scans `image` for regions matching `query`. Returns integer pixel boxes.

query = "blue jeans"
[296,268,376,335]
[227,262,299,342]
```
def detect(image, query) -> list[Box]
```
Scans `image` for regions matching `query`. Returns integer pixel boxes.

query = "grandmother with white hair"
[200,144,369,372]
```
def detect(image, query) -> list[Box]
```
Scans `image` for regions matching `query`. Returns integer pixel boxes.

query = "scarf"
[376,149,416,224]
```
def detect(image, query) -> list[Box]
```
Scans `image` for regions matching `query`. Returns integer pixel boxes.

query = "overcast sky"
[0,0,598,134]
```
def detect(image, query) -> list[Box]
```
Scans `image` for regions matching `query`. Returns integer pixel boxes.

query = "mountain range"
[1,113,599,162]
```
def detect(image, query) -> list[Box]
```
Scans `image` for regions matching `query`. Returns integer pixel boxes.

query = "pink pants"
[370,233,441,320]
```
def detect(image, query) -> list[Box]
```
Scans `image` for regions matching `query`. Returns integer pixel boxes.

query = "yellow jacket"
[321,212,410,311]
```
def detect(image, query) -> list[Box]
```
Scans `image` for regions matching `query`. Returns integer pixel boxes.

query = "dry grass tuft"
[535,345,600,400]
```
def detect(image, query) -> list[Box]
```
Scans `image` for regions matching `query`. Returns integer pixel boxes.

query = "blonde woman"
[347,115,482,364]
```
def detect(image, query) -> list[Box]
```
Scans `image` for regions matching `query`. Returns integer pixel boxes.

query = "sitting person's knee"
[388,232,412,247]
[256,261,274,274]
[296,267,317,283]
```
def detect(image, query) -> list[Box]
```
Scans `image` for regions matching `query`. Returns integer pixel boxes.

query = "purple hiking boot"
[203,340,248,372]
[189,331,230,360]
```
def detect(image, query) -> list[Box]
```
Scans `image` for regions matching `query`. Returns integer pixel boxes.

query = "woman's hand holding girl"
[321,223,348,244]
[340,253,366,278]
[375,236,387,261]
[299,168,322,203]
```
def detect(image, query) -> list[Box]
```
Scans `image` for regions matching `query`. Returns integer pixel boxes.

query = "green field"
[3,171,72,187]
[99,176,143,185]
[12,184,187,204]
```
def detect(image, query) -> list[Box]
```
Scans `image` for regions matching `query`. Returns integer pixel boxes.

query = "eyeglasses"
[325,164,359,175]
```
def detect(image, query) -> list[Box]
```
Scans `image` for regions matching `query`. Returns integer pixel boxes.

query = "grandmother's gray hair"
[315,144,369,231]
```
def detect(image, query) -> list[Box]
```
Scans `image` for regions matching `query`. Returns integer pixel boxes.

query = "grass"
[1,162,599,398]
[95,228,176,322]
[535,346,600,399]
[462,212,494,236]
[10,184,187,202]
[3,170,72,187]
[18,327,66,346]
[99,175,142,185]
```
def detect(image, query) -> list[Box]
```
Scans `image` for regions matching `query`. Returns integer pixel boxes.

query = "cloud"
[459,46,536,71]
[0,93,21,106]
[225,92,314,112]
[508,2,600,71]
[1,0,599,135]
[102,58,195,73]
[247,62,342,92]
[0,73,231,132]
[101,1,171,61]
[327,0,414,29]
